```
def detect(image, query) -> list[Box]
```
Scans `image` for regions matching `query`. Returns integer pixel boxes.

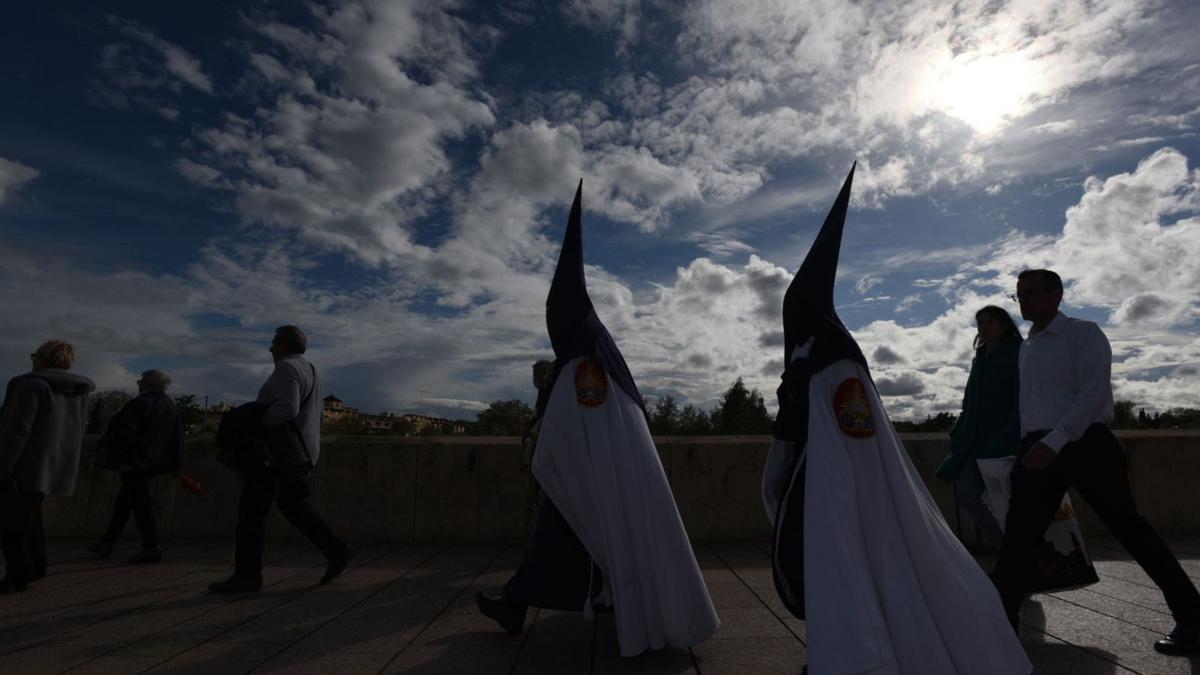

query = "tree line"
[84,386,1200,438]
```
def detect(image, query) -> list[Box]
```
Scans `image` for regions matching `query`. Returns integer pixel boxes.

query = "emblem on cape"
[833,378,875,438]
[575,358,608,407]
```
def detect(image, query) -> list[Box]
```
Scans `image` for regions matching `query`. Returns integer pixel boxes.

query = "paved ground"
[2,536,1199,674]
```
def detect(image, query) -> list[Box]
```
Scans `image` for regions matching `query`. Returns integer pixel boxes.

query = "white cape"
[765,359,1031,675]
[533,356,721,657]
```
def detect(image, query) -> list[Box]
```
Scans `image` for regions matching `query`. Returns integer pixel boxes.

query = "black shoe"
[320,547,353,586]
[207,576,262,594]
[1154,622,1200,655]
[0,577,28,595]
[476,591,527,635]
[128,546,163,564]
[88,540,113,558]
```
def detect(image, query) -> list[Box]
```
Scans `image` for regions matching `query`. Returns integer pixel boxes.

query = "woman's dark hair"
[973,305,1023,350]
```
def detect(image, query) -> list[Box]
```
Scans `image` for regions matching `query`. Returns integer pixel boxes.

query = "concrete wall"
[44,431,1200,544]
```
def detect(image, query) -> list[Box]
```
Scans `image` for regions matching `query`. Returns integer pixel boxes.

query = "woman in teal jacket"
[937,305,1023,550]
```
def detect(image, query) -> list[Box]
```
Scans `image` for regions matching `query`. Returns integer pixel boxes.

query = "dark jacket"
[96,391,183,474]
[0,369,95,494]
[215,402,312,478]
[937,336,1022,480]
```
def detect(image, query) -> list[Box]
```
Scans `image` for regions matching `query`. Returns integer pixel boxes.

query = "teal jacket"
[937,336,1022,481]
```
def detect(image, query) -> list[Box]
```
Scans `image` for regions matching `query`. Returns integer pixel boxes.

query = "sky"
[2,0,1199,421]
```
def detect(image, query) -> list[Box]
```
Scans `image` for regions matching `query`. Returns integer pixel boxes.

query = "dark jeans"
[102,470,159,548]
[234,469,345,580]
[993,424,1200,627]
[1,492,46,585]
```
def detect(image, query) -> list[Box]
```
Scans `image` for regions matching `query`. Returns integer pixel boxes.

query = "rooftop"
[3,535,1199,674]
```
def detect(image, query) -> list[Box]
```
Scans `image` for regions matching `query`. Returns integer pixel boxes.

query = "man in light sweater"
[992,269,1200,655]
[208,325,351,593]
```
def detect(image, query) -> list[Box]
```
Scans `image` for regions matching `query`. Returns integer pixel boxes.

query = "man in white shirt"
[208,325,351,593]
[992,269,1200,655]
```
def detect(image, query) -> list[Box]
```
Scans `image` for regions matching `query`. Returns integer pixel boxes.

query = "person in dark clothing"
[88,369,183,564]
[991,269,1200,655]
[1,340,94,594]
[937,306,1022,551]
[208,325,351,594]
[478,357,596,634]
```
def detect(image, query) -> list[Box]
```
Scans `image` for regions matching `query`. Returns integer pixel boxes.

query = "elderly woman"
[0,340,95,593]
[90,369,183,564]
[937,306,1023,551]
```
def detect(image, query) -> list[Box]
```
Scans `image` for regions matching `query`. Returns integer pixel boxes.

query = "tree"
[677,403,713,435]
[648,396,681,435]
[473,399,534,436]
[709,378,773,434]
[1113,400,1137,429]
[174,394,206,434]
[86,390,133,433]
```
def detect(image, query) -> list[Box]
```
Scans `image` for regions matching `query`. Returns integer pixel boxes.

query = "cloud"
[872,345,905,365]
[563,0,641,54]
[875,371,926,397]
[92,17,214,112]
[0,157,39,205]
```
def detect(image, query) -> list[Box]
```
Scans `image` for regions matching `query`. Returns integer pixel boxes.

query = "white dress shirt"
[256,354,323,464]
[1018,312,1114,453]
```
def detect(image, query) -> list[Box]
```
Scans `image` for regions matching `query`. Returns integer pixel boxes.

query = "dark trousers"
[504,492,600,611]
[1,492,46,585]
[993,424,1200,627]
[102,470,159,548]
[234,470,345,580]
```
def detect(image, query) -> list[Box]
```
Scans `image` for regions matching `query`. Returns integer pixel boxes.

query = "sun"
[932,52,1042,134]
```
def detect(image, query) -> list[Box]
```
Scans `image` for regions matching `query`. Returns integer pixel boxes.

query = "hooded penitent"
[761,165,1032,675]
[533,181,720,657]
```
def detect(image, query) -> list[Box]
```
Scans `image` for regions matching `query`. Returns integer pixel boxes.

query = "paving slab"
[2,537,1195,674]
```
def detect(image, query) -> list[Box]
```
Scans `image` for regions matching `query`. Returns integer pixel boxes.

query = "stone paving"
[2,536,1199,674]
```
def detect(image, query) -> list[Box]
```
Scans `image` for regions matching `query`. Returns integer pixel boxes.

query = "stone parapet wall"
[44,431,1200,544]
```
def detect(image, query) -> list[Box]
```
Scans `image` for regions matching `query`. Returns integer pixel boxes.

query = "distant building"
[401,413,467,435]
[323,394,359,424]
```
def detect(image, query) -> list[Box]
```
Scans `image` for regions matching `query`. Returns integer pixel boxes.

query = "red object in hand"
[179,476,202,493]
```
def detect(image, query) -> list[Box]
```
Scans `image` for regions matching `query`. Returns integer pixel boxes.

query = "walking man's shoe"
[476,591,527,635]
[320,547,353,585]
[88,540,113,558]
[0,577,28,595]
[1154,622,1200,655]
[207,576,263,594]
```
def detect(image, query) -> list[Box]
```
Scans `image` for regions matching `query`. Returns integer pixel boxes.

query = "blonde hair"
[34,339,75,370]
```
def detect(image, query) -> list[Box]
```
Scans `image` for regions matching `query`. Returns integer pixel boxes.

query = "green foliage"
[473,399,535,436]
[892,411,958,433]
[86,389,133,434]
[708,378,773,434]
[1112,400,1200,429]
[646,378,774,436]
[174,394,206,434]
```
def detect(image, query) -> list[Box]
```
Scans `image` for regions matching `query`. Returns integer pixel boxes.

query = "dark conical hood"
[546,181,592,357]
[781,163,861,365]
[545,181,644,409]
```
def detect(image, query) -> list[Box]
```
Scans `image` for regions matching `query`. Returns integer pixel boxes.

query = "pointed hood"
[781,162,866,371]
[546,181,644,409]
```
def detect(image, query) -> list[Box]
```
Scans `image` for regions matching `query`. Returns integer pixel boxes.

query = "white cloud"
[96,16,214,103]
[0,157,39,205]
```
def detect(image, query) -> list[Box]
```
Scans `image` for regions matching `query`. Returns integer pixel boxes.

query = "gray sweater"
[0,369,96,495]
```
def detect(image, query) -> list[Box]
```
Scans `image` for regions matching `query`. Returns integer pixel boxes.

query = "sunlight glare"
[933,52,1041,135]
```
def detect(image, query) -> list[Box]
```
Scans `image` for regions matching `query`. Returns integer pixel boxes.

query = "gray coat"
[0,369,96,495]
